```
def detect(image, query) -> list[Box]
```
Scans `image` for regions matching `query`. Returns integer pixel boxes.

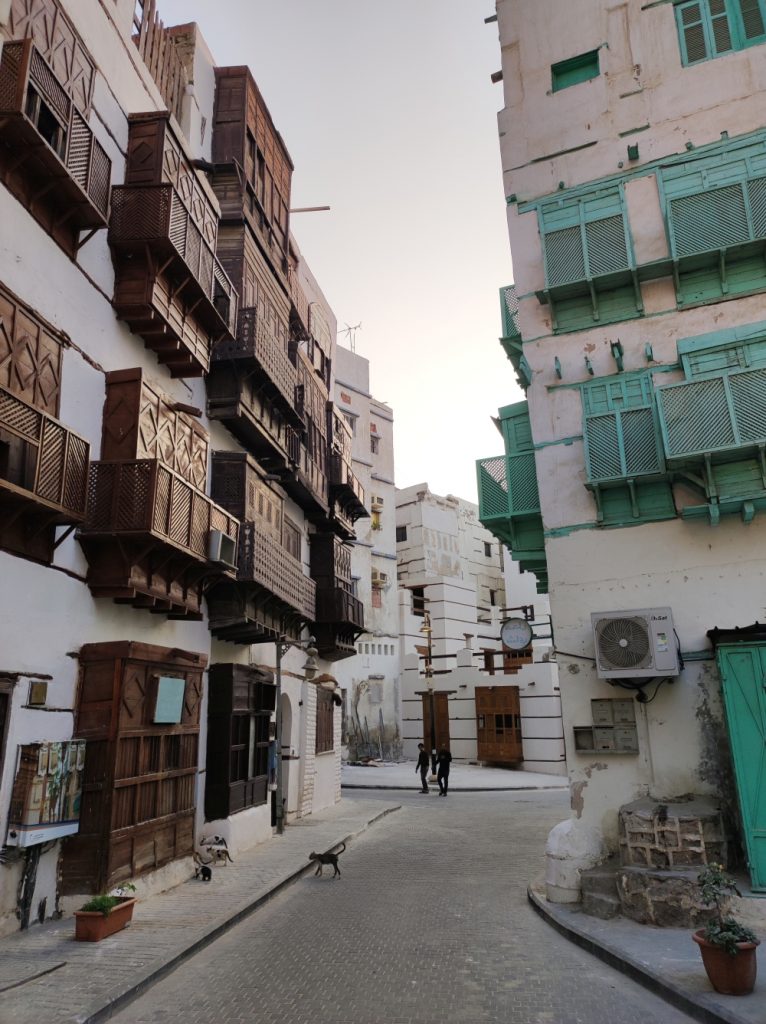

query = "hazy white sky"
[160,0,522,501]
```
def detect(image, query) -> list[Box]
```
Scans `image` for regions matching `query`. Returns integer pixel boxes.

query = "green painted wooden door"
[716,644,766,891]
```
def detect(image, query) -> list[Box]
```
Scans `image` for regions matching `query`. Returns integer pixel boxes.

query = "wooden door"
[421,692,450,752]
[475,686,522,765]
[716,645,766,891]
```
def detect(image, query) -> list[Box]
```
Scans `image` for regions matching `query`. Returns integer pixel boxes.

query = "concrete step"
[581,890,621,920]
[580,858,620,899]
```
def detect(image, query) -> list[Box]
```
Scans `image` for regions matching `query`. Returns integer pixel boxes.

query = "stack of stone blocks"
[581,796,729,927]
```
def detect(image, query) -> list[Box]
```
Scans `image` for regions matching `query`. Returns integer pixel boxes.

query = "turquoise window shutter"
[735,0,766,41]
[676,1,713,63]
[540,188,632,288]
[500,285,521,341]
[545,225,586,286]
[582,374,665,484]
[657,366,766,458]
[709,0,735,50]
[669,184,750,256]
[675,0,766,64]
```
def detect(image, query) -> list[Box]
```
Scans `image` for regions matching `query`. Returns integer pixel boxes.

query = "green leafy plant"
[697,864,757,955]
[79,883,136,917]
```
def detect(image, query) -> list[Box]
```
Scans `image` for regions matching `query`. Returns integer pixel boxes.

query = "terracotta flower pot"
[693,929,760,995]
[74,897,136,942]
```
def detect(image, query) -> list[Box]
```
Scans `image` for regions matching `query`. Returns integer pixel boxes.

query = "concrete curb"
[84,805,401,1024]
[527,884,750,1024]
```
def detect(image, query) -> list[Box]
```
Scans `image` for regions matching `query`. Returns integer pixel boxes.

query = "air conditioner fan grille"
[595,616,651,669]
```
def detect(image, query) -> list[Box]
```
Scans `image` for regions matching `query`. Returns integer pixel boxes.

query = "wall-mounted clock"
[501,617,533,651]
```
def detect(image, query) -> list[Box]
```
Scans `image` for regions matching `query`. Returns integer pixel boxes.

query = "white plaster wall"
[333,345,401,758]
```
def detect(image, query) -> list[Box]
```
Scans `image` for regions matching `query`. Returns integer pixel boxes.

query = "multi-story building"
[479,0,766,897]
[0,0,367,935]
[331,345,399,760]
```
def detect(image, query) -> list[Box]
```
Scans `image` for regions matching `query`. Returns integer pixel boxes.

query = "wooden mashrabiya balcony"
[0,383,89,525]
[312,584,365,662]
[212,307,304,429]
[328,452,368,519]
[109,184,238,377]
[78,458,239,618]
[0,39,111,251]
[207,522,317,644]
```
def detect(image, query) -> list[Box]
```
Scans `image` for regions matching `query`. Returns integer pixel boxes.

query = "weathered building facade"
[397,485,563,774]
[0,0,367,934]
[331,345,400,761]
[479,0,766,897]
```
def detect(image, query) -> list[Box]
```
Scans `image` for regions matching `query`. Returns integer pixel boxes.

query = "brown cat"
[308,842,345,878]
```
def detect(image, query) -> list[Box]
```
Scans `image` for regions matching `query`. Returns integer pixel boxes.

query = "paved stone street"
[112,790,696,1024]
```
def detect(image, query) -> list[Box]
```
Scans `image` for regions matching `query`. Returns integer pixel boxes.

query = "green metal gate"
[716,644,766,891]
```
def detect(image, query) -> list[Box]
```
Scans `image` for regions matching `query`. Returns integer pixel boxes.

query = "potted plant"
[692,863,759,996]
[74,884,136,942]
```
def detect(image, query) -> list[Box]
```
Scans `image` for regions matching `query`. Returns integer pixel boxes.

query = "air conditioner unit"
[208,529,238,569]
[591,607,679,679]
[371,569,388,587]
[371,495,384,510]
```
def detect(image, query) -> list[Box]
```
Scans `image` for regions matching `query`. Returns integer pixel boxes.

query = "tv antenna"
[340,322,362,352]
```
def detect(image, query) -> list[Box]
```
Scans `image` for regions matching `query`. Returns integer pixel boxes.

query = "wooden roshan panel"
[62,642,206,894]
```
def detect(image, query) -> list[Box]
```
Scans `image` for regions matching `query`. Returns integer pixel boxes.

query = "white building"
[397,485,564,772]
[478,0,766,897]
[0,0,366,935]
[332,344,401,761]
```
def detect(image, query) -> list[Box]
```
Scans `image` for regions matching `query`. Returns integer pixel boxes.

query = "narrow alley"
[109,790,696,1024]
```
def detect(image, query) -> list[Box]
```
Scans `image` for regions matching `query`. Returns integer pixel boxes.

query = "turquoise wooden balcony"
[657,365,766,523]
[476,402,547,592]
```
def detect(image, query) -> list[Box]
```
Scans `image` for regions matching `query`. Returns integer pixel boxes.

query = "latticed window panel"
[585,407,663,484]
[584,216,630,277]
[585,414,622,482]
[621,408,664,475]
[500,285,521,340]
[508,452,540,513]
[545,225,586,287]
[670,184,750,257]
[477,457,510,520]
[747,175,766,237]
[730,367,766,441]
[658,377,737,456]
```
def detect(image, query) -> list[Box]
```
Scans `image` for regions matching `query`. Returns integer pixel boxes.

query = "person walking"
[416,742,430,793]
[436,746,452,796]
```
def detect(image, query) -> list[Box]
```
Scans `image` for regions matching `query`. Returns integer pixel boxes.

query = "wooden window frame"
[396,525,407,543]
[283,517,301,560]
[551,50,600,92]
[315,688,334,754]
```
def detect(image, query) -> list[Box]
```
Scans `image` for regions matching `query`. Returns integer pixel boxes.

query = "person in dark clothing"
[415,743,430,793]
[436,747,452,795]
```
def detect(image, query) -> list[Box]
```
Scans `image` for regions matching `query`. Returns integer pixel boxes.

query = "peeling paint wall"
[495,0,766,859]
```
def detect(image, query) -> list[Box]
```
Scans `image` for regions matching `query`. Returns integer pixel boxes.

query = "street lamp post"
[420,610,437,777]
[274,635,318,835]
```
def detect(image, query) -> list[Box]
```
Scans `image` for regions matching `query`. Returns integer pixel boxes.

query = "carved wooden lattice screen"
[0,280,63,416]
[62,641,206,894]
[101,368,209,490]
[8,0,95,113]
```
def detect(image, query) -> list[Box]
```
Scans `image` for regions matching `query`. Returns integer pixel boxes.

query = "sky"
[160,0,523,502]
